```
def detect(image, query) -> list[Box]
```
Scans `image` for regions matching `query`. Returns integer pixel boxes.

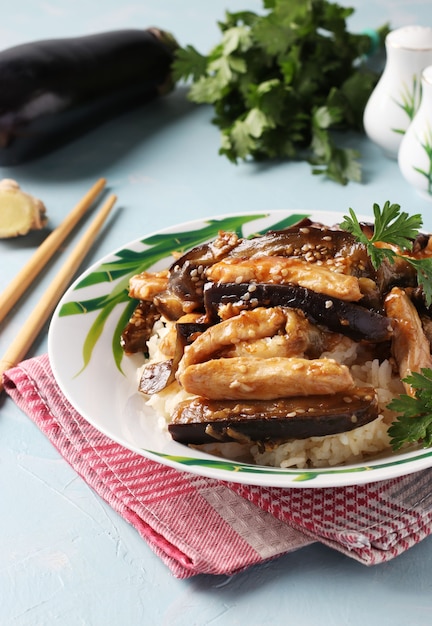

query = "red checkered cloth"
[3,354,432,578]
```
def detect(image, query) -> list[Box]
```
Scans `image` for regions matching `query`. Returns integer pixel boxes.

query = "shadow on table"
[188,537,432,598]
[0,86,199,181]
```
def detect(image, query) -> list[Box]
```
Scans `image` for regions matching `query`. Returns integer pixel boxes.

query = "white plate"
[48,210,432,488]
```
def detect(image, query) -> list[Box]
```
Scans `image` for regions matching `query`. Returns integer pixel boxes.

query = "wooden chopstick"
[0,193,117,393]
[0,177,106,325]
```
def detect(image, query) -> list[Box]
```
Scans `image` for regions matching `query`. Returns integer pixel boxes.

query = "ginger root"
[0,179,47,238]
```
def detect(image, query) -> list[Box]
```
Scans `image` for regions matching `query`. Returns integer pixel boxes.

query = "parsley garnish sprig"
[342,201,432,452]
[387,370,432,450]
[340,201,432,304]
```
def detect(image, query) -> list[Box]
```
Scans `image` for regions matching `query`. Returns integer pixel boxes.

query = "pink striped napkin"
[3,354,432,578]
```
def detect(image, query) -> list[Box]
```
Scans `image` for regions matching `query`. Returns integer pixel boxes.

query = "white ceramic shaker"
[363,25,432,159]
[398,65,432,198]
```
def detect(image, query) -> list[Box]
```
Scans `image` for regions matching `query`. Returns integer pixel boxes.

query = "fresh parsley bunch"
[173,0,389,185]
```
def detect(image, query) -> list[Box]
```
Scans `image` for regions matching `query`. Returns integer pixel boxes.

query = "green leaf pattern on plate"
[148,446,432,480]
[61,213,308,372]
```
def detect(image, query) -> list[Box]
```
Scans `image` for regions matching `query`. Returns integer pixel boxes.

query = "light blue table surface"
[2,1,432,624]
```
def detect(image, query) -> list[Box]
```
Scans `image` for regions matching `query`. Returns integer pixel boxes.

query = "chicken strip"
[221,334,307,359]
[220,309,313,359]
[178,356,354,400]
[206,256,363,301]
[157,313,203,358]
[178,307,287,373]
[129,269,169,301]
[384,286,432,396]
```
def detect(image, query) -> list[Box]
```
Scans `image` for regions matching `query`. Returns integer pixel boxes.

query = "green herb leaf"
[341,201,432,304]
[388,369,432,450]
[172,0,389,184]
[371,202,422,248]
[406,257,432,307]
[341,201,423,251]
[172,45,208,82]
[222,25,253,55]
[308,105,362,185]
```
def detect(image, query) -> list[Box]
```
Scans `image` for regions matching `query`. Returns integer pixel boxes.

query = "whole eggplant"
[0,28,178,164]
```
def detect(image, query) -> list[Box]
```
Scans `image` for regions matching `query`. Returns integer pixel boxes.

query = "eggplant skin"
[120,300,161,355]
[168,387,379,445]
[204,282,393,343]
[139,359,174,395]
[0,28,178,164]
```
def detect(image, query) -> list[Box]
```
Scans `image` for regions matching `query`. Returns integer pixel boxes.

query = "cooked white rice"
[139,319,405,469]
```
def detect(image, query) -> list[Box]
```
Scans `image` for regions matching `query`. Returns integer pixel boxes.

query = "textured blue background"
[1,2,432,624]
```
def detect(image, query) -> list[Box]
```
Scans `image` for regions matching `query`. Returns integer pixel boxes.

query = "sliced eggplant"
[227,224,373,277]
[168,387,379,445]
[376,255,417,295]
[139,359,174,394]
[120,300,160,354]
[153,289,190,320]
[138,320,210,394]
[176,321,211,343]
[167,232,240,310]
[169,230,240,271]
[158,222,377,315]
[204,282,393,342]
